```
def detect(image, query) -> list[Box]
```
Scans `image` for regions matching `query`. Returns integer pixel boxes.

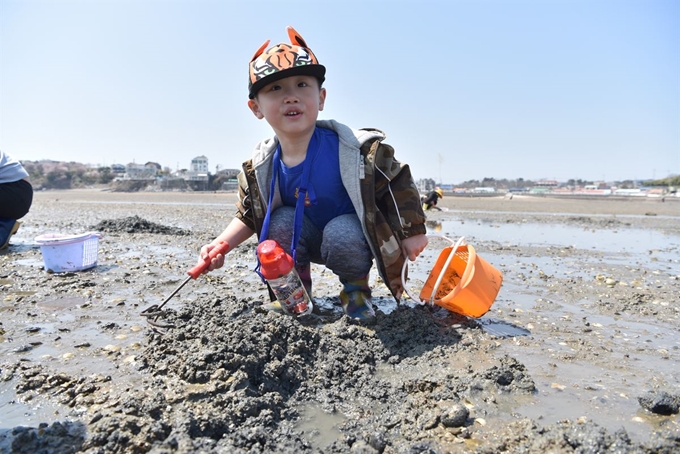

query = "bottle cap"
[257,239,284,266]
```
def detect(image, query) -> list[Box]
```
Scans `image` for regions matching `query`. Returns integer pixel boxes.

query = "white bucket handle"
[401,235,466,306]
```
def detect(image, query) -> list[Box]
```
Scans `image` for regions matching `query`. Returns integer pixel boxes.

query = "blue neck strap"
[255,129,320,280]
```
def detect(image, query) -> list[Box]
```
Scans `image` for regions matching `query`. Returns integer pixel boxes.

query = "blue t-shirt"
[278,127,355,230]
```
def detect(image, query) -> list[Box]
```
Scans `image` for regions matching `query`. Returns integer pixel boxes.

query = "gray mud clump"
[92,215,189,235]
[638,391,680,415]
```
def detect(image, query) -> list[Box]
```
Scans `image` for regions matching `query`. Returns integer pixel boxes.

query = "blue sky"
[1,0,678,183]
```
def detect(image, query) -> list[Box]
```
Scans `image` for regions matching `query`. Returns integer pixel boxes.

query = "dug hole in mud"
[0,190,679,453]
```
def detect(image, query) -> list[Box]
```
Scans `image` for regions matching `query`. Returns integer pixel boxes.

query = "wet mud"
[1,190,679,453]
[92,215,190,236]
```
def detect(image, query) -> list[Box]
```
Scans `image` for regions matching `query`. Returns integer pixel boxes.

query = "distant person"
[422,187,444,211]
[0,150,33,249]
[196,26,427,320]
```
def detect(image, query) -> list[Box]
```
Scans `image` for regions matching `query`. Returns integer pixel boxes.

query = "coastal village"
[113,156,240,191]
[113,156,677,198]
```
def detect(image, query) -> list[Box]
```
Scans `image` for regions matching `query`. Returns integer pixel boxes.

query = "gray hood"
[250,120,385,215]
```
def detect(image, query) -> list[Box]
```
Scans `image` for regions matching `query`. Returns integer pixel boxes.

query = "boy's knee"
[322,215,372,269]
[270,206,295,222]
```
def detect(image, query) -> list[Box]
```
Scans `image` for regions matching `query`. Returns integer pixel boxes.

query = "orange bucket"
[402,236,503,318]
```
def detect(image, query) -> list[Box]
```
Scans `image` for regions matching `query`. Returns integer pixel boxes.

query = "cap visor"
[249,65,326,98]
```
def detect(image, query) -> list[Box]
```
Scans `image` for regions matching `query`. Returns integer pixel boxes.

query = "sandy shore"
[33,188,680,216]
[0,189,678,453]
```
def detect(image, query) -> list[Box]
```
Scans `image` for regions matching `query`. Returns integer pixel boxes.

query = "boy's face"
[247,75,326,139]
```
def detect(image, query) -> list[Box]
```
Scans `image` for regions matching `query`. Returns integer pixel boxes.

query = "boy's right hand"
[199,243,227,272]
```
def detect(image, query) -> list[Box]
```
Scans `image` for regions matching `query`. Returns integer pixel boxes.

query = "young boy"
[199,26,428,320]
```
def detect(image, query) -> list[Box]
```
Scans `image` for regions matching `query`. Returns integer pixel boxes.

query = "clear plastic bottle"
[256,239,313,316]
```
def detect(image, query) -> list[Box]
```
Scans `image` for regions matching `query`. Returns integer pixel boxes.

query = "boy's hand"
[199,243,227,272]
[402,234,428,261]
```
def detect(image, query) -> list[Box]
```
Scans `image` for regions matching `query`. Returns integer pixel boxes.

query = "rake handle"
[186,241,230,279]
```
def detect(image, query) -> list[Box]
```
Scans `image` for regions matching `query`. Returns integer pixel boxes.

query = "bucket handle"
[401,235,466,306]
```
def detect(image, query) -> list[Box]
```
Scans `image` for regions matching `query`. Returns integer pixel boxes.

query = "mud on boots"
[256,239,313,316]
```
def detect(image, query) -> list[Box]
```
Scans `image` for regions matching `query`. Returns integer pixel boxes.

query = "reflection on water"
[436,219,680,255]
[478,318,531,337]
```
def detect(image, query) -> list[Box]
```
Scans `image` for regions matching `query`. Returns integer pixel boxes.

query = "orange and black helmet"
[248,26,326,99]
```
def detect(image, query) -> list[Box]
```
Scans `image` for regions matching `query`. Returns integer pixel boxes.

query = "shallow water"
[408,220,680,442]
[436,218,680,258]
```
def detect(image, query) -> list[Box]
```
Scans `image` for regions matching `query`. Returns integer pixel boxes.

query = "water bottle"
[256,239,313,316]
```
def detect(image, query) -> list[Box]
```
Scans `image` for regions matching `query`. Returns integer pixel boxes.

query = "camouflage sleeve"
[234,164,257,233]
[372,142,427,240]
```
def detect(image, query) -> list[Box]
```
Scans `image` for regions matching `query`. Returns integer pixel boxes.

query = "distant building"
[216,168,240,179]
[184,155,209,182]
[123,162,157,180]
[534,180,559,188]
[613,188,645,196]
[145,162,162,172]
[192,156,208,173]
[110,164,125,174]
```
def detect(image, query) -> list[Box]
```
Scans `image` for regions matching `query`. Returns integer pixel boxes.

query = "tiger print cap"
[248,26,326,99]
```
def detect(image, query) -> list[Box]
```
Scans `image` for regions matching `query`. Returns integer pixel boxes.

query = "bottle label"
[269,272,311,315]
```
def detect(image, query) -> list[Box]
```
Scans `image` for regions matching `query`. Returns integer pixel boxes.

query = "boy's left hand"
[402,234,428,261]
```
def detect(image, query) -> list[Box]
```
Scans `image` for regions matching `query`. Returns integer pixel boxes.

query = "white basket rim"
[35,232,102,245]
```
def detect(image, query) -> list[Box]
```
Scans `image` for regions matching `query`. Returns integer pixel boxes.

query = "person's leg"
[266,206,322,295]
[0,180,32,249]
[321,214,375,319]
[320,214,372,281]
[0,180,33,219]
[0,218,20,250]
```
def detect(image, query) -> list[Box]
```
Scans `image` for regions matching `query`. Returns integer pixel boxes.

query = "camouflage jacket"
[235,119,426,301]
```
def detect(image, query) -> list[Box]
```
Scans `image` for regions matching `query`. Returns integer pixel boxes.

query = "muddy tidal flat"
[1,189,679,453]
